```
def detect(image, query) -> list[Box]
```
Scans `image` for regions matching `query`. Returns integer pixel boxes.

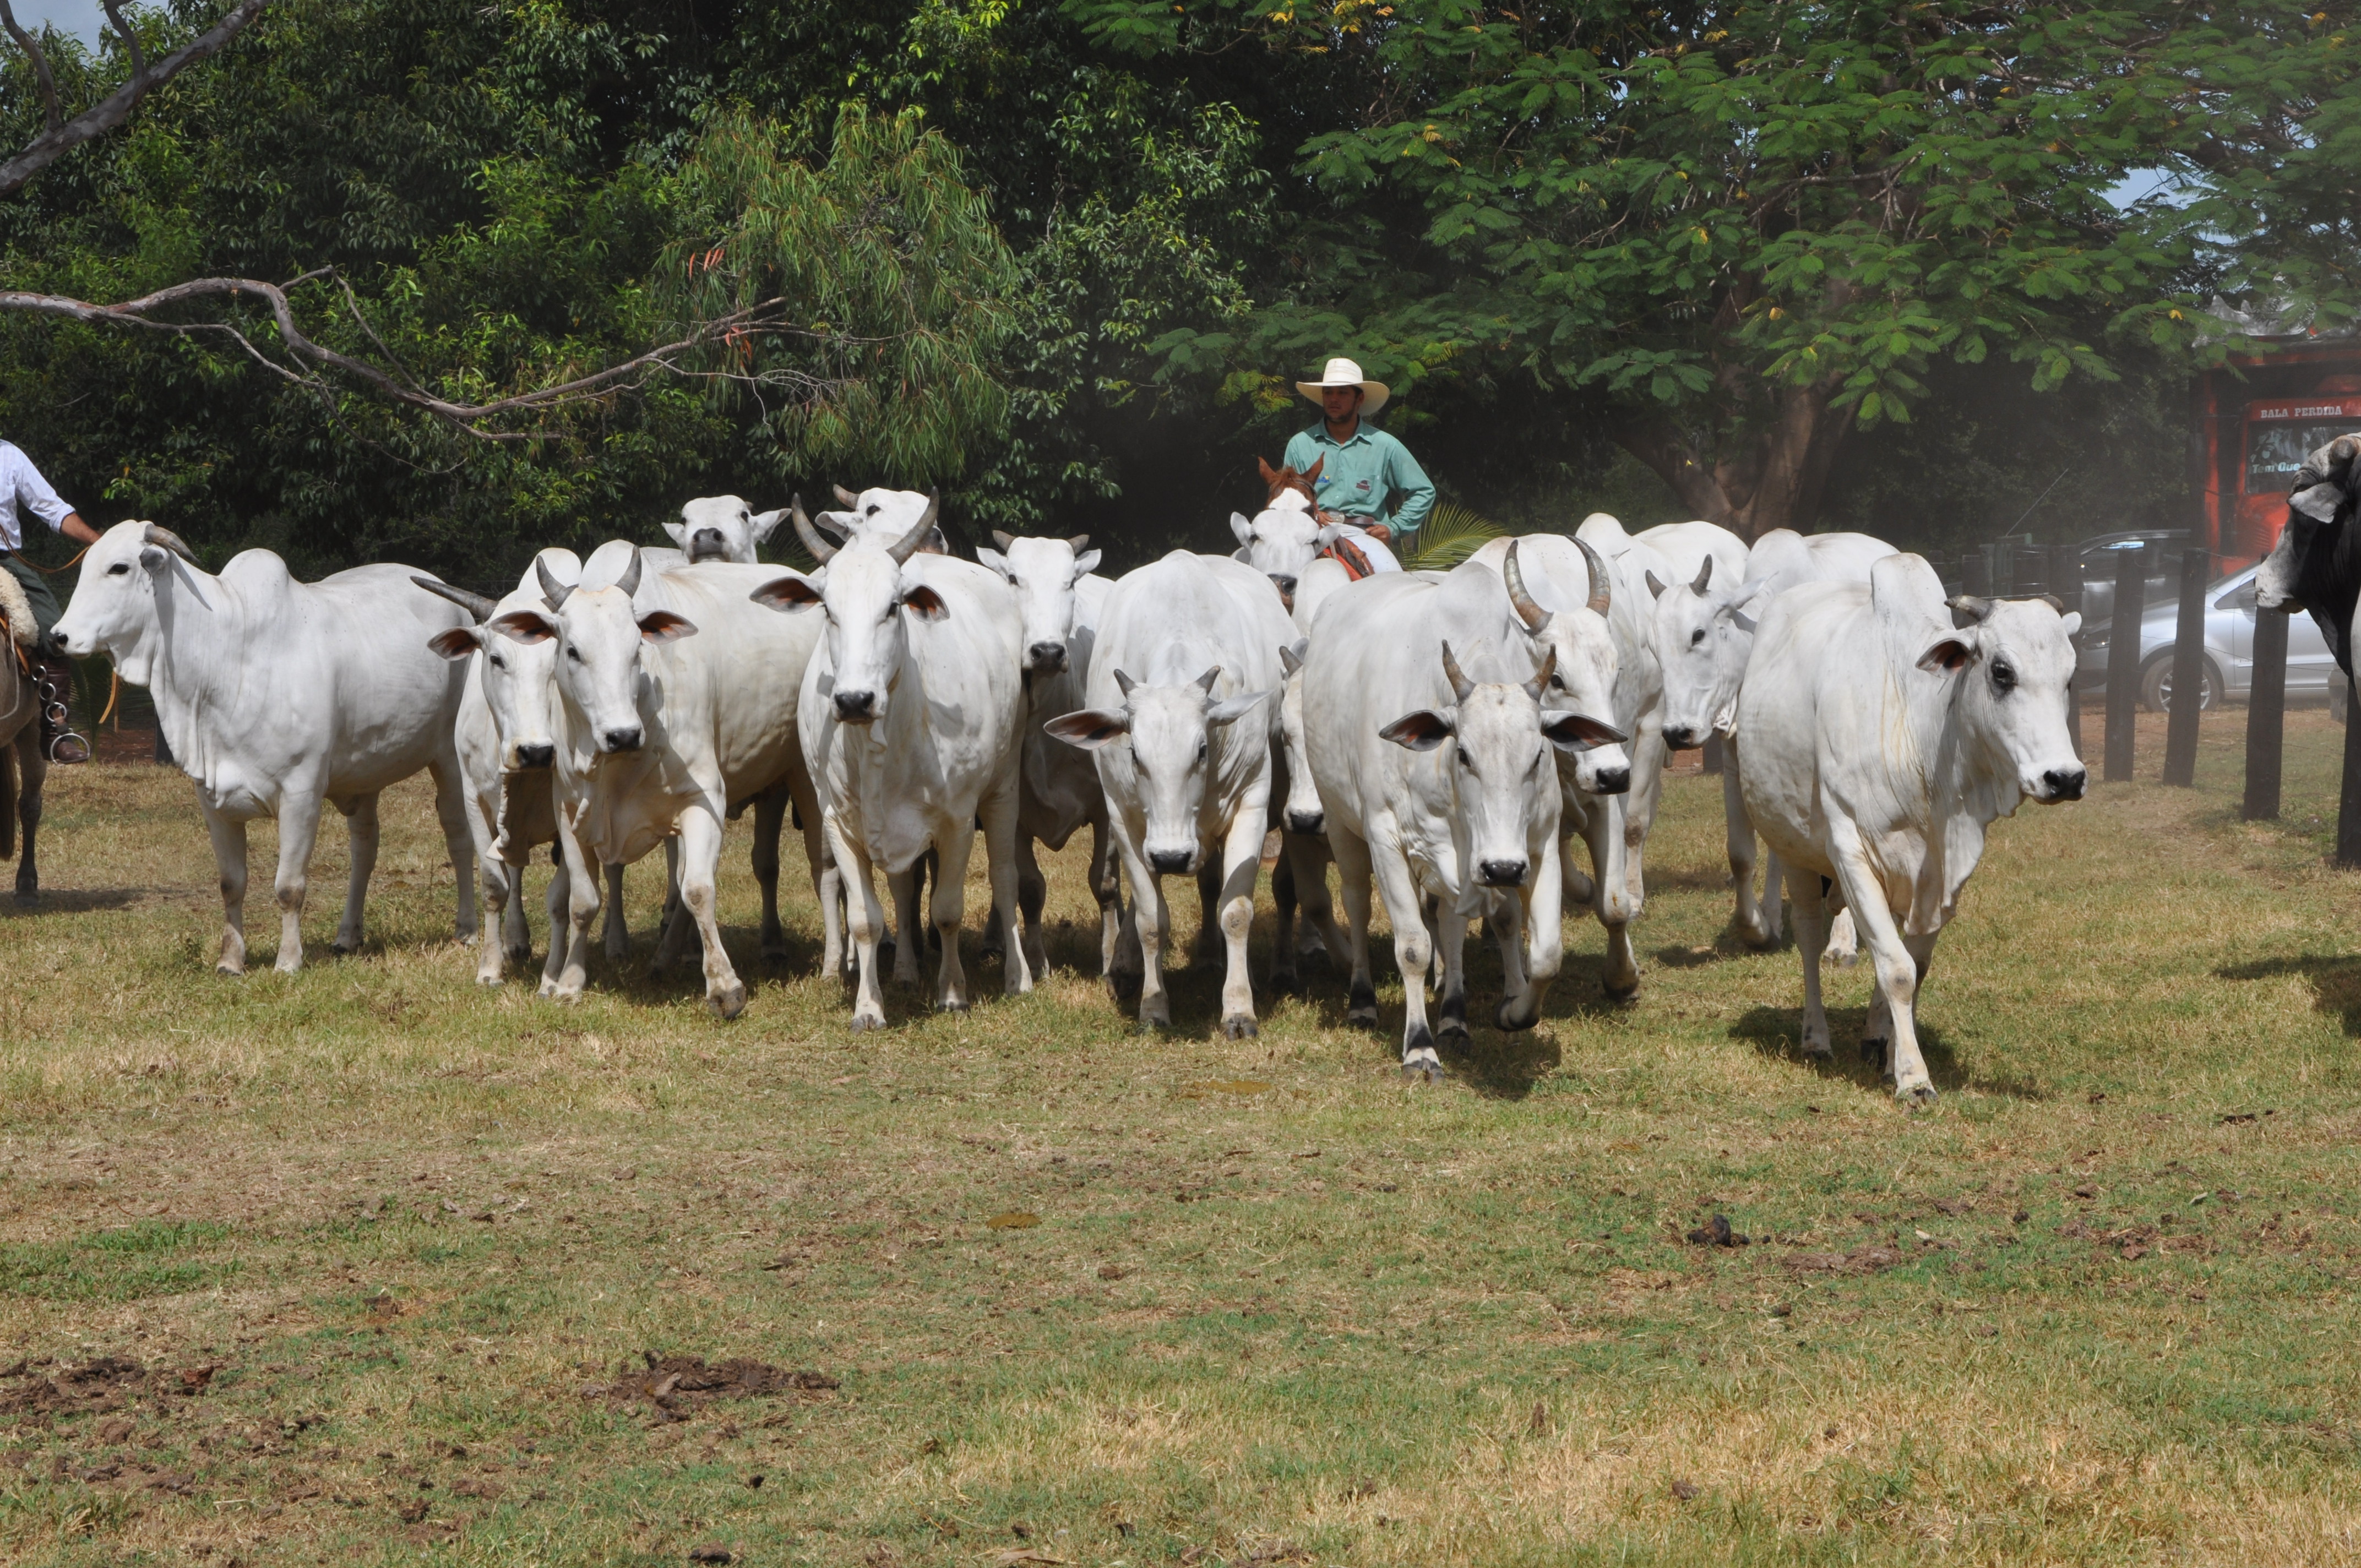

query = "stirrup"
[45,728,90,765]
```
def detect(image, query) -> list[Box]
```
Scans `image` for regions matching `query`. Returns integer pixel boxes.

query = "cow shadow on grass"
[1728,1004,2047,1101]
[2217,954,2361,1036]
[0,887,143,917]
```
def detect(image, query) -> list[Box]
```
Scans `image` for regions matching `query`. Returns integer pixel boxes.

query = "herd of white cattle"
[51,481,2087,1102]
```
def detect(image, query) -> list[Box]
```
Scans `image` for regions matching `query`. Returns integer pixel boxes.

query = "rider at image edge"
[0,438,100,765]
[1283,356,1437,569]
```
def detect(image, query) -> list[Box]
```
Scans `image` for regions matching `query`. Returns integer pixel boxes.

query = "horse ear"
[1303,456,1324,484]
[1258,455,1279,484]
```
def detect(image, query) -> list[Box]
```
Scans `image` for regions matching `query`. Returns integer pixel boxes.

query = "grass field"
[2,706,2357,1566]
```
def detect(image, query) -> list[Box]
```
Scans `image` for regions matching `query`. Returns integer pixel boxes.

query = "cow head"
[1379,642,1624,890]
[976,531,1100,676]
[1231,492,1346,608]
[1648,556,1762,749]
[809,486,950,557]
[1495,538,1633,794]
[1885,557,2085,804]
[1044,666,1274,875]
[1275,639,1324,835]
[750,495,944,725]
[53,521,205,683]
[665,495,787,564]
[489,547,696,757]
[2256,434,2360,671]
[417,549,581,771]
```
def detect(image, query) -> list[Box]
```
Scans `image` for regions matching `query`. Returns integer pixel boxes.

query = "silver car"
[2075,563,2338,711]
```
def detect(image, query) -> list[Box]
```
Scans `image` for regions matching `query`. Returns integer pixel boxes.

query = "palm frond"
[1405,503,1504,571]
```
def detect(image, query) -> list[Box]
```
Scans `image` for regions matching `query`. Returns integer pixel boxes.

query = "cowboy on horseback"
[0,440,97,764]
[1282,357,1435,560]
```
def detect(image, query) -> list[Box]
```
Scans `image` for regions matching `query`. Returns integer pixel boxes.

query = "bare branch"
[0,0,64,133]
[0,270,849,440]
[99,0,146,82]
[0,0,271,197]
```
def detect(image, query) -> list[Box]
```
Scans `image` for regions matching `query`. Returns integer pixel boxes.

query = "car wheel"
[2139,651,2221,714]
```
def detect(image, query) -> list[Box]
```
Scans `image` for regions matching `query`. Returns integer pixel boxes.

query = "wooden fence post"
[2243,606,2287,820]
[2162,548,2209,787]
[2052,544,2083,759]
[2103,545,2146,783]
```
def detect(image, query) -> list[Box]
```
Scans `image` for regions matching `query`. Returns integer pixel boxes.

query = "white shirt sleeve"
[0,443,74,535]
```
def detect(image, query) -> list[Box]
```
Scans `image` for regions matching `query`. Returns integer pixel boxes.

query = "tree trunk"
[1614,378,1855,542]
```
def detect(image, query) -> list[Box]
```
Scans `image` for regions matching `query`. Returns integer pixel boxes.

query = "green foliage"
[1402,502,1500,570]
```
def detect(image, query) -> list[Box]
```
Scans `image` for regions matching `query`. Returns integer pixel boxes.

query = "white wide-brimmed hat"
[1296,356,1389,415]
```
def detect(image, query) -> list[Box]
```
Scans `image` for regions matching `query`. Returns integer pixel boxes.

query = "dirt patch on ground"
[0,1355,218,1418]
[579,1355,837,1421]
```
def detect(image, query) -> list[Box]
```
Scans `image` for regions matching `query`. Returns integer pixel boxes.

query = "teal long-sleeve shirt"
[1282,421,1435,546]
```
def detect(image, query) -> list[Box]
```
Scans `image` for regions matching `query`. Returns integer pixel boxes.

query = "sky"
[8,2,102,46]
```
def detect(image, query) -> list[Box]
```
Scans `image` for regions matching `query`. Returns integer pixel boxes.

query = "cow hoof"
[504,944,532,966]
[1860,1037,1889,1068]
[1896,1081,1938,1107]
[1492,999,1537,1034]
[1346,981,1379,1028]
[936,1000,971,1015]
[848,1014,886,1032]
[709,984,748,1021]
[1222,1014,1258,1041]
[1399,1044,1443,1086]
[1602,979,1639,1003]
[475,973,503,988]
[216,961,244,978]
[761,944,789,966]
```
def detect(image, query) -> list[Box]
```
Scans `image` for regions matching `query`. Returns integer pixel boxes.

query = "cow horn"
[1947,595,1995,628]
[1690,557,1713,595]
[1113,668,1138,699]
[991,530,1017,553]
[616,546,644,600]
[1439,639,1476,704]
[536,555,573,611]
[2032,592,2065,614]
[886,491,939,564]
[833,483,861,507]
[141,522,199,565]
[1066,533,1090,554]
[1579,537,1613,615]
[1522,646,1558,702]
[1196,666,1221,694]
[411,575,498,623]
[1503,539,1552,631]
[790,494,838,563]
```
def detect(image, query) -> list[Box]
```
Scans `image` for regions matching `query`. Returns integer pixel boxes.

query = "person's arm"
[1383,437,1437,549]
[11,450,91,547]
[60,512,100,546]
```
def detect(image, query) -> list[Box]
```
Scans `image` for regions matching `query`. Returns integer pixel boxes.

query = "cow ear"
[428,627,484,661]
[1644,569,1668,600]
[976,547,1010,580]
[1729,607,1758,634]
[1230,511,1255,547]
[1071,549,1101,578]
[1207,689,1273,726]
[638,611,697,644]
[490,611,556,645]
[1044,709,1129,749]
[661,519,690,548]
[2060,610,2082,639]
[1278,639,1306,677]
[138,545,172,574]
[749,508,788,545]
[900,585,949,621]
[1541,711,1627,752]
[815,510,854,541]
[750,574,823,612]
[1917,634,1979,673]
[1379,709,1455,751]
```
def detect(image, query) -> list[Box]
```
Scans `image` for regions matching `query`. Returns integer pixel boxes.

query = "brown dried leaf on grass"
[580,1354,837,1418]
[0,1356,219,1415]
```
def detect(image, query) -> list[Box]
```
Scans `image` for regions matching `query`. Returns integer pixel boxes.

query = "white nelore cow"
[1734,556,2085,1102]
[55,522,475,973]
[1302,548,1628,1077]
[665,495,790,565]
[1047,551,1291,1036]
[491,546,823,1016]
[1651,526,1897,945]
[755,497,1031,1028]
[973,530,1122,975]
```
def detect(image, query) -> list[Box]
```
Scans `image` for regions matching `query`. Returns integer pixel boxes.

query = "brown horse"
[0,582,49,900]
[1257,454,1323,510]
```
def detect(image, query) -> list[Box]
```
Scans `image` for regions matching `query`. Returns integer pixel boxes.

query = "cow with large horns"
[756,490,1033,1027]
[55,523,477,973]
[1302,556,1627,1079]
[1735,557,2085,1102]
[489,543,825,1016]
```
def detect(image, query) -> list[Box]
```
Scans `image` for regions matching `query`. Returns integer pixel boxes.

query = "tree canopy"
[0,0,2352,580]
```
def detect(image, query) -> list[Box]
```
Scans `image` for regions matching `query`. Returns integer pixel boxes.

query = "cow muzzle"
[687,530,730,562]
[1147,846,1195,875]
[1662,723,1702,751]
[513,743,556,770]
[1477,857,1528,888]
[2036,765,2087,803]
[833,688,878,722]
[1591,765,1632,795]
[1286,808,1325,835]
[1026,641,1069,675]
[601,726,643,754]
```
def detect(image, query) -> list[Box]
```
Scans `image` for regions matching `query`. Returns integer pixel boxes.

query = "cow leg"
[427,752,477,941]
[1435,895,1472,1043]
[1369,838,1439,1082]
[929,826,978,1012]
[1216,807,1265,1038]
[1271,852,1298,993]
[888,867,924,987]
[652,870,699,973]
[14,729,43,901]
[979,767,1032,998]
[751,783,789,963]
[1788,869,1831,1058]
[1192,861,1223,970]
[661,835,682,929]
[1015,835,1049,978]
[1576,790,1639,999]
[1328,825,1379,1029]
[1829,852,1935,1103]
[547,822,602,1003]
[203,805,252,976]
[1622,721,1666,911]
[1724,763,1774,948]
[331,792,382,956]
[675,804,746,1020]
[499,854,534,968]
[269,793,328,973]
[1092,815,1130,979]
[540,846,572,991]
[1106,818,1170,1030]
[1286,834,1345,972]
[784,755,838,978]
[830,815,890,1030]
[601,862,630,962]
[1501,835,1567,1031]
[472,840,511,986]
